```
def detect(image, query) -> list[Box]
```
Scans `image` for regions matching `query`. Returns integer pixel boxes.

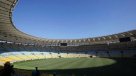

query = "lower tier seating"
[0,50,136,65]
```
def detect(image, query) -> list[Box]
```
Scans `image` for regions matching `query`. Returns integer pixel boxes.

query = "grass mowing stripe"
[60,58,86,69]
[47,58,80,69]
[76,58,91,68]
[40,58,72,69]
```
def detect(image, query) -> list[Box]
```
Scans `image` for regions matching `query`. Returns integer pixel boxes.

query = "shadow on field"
[39,58,136,76]
[1,58,136,76]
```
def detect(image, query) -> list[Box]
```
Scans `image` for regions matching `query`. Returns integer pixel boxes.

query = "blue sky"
[13,0,136,39]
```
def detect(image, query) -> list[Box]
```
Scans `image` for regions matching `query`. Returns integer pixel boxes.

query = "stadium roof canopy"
[0,0,136,45]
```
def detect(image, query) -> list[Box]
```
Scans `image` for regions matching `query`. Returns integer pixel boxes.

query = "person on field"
[32,67,40,76]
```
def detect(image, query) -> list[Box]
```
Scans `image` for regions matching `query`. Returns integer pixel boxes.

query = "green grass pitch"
[11,58,136,76]
[13,58,115,70]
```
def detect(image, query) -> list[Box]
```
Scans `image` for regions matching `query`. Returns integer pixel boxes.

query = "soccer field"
[11,58,136,76]
[13,58,115,70]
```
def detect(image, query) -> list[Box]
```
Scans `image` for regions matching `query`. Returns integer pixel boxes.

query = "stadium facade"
[0,0,136,65]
